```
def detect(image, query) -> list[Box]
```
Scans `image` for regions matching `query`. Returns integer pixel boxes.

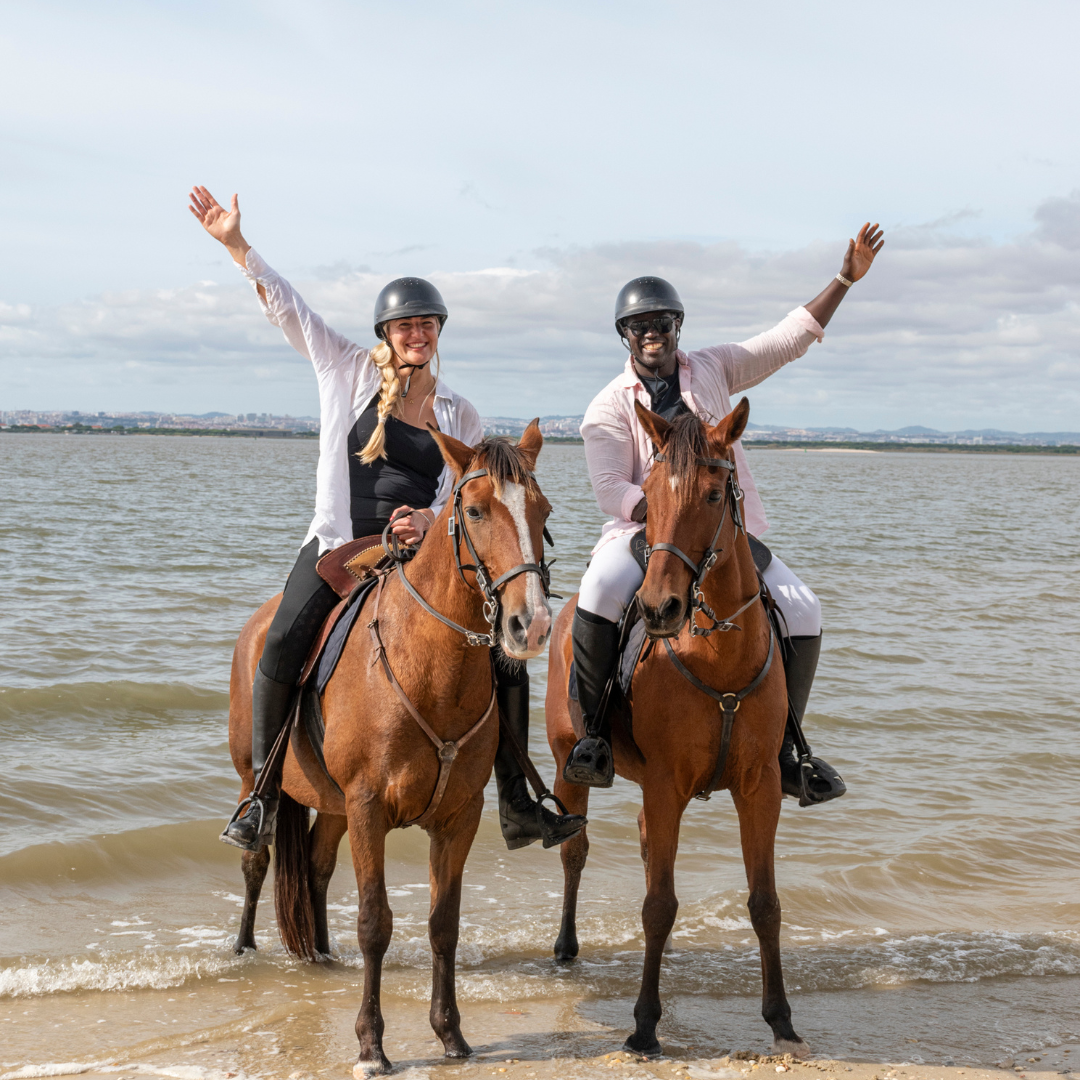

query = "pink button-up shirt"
[581,307,825,553]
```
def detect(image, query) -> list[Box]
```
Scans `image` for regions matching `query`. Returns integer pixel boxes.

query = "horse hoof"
[553,938,579,963]
[352,1054,393,1077]
[772,1038,810,1059]
[624,1035,663,1059]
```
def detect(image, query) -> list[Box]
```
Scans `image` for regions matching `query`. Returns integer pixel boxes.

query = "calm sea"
[1,434,1078,1076]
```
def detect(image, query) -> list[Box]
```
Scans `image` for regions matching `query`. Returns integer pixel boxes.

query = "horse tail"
[273,791,318,960]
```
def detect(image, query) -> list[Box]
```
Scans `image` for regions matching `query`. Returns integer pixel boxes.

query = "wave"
[6,926,1076,1002]
[0,681,228,725]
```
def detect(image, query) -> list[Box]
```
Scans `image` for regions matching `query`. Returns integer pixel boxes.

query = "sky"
[2,0,1079,431]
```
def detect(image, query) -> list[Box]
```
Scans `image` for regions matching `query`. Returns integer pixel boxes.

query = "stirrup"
[794,753,846,807]
[219,794,277,852]
[563,735,614,788]
[536,791,587,849]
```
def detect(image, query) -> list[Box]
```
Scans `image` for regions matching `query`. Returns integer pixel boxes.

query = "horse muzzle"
[501,600,552,659]
[638,593,687,639]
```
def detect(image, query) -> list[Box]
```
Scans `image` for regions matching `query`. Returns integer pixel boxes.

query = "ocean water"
[1,434,1078,1076]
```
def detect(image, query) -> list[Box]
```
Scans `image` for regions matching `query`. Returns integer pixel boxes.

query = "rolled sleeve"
[723,307,825,394]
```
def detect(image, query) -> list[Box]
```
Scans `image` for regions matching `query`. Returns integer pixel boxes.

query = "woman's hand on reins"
[390,506,434,546]
[842,222,885,283]
[188,185,251,268]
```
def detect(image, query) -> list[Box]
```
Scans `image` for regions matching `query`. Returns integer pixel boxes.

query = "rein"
[384,467,555,648]
[643,447,776,799]
[644,452,746,637]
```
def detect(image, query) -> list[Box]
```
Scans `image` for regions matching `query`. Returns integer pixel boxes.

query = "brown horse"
[546,399,808,1059]
[227,423,554,1076]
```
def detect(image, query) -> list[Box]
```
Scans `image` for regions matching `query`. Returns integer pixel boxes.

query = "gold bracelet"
[835,273,853,288]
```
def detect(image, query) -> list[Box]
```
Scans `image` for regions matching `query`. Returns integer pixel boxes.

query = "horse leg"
[553,774,590,962]
[426,792,484,1059]
[732,784,808,1057]
[234,845,271,954]
[309,812,348,957]
[625,790,682,1058]
[346,803,394,1077]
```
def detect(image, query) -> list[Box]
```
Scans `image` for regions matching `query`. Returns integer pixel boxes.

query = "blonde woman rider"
[189,186,584,854]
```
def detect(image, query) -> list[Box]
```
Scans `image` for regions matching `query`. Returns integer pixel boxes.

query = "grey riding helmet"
[374,277,448,341]
[614,276,684,333]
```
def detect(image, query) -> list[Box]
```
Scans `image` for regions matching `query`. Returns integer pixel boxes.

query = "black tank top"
[347,394,445,539]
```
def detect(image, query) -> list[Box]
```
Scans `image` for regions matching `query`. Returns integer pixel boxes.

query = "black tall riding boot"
[778,633,847,806]
[493,672,587,850]
[563,609,621,787]
[220,666,295,851]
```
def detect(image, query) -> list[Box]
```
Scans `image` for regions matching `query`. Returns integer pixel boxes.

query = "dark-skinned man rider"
[564,223,885,800]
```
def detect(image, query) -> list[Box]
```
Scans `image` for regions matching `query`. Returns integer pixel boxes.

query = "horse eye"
[707,490,723,503]
[465,506,483,520]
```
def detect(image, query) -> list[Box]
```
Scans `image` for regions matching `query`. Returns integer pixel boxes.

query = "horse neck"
[398,519,488,641]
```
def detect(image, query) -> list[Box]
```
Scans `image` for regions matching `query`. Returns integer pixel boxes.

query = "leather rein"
[368,466,556,826]
[643,449,777,799]
[383,467,555,648]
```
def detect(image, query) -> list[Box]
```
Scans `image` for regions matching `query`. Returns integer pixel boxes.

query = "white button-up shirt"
[239,250,484,554]
[581,308,825,553]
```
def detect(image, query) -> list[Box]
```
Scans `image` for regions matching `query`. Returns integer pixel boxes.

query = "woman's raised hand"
[188,186,250,265]
[842,222,885,283]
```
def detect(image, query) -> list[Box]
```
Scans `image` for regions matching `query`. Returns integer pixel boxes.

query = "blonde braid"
[357,340,405,464]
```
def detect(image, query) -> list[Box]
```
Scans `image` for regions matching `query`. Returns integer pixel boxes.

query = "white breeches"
[578,530,822,638]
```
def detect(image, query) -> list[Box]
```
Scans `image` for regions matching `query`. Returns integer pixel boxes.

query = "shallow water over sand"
[1,435,1078,1076]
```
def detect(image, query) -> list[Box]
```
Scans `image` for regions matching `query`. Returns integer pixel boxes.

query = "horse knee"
[642,890,678,938]
[747,889,781,935]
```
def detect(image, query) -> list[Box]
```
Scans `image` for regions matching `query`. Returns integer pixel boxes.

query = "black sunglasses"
[623,314,679,337]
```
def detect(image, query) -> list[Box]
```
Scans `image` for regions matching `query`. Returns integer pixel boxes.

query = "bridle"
[384,467,555,648]
[643,450,752,637]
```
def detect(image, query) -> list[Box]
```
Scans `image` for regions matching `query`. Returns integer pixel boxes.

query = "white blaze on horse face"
[497,481,552,654]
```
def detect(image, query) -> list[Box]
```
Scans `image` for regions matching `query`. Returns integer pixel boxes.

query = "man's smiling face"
[621,310,682,374]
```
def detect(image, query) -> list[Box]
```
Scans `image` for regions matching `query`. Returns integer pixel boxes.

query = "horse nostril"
[660,596,682,624]
[508,614,528,643]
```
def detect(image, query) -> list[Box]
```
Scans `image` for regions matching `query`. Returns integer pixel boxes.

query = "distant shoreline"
[3,428,1077,454]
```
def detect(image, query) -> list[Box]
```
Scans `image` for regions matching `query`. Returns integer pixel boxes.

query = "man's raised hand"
[842,222,885,283]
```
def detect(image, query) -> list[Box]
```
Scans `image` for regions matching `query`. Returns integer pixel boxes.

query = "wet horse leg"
[234,846,271,954]
[732,784,808,1056]
[625,787,682,1058]
[309,811,348,957]
[426,792,484,1058]
[552,774,590,962]
[346,800,394,1077]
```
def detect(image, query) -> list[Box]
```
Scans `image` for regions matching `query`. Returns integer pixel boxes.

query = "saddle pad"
[315,575,378,695]
[299,685,344,796]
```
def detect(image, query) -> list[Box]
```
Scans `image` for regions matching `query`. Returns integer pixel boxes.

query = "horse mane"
[471,436,540,496]
[662,412,710,493]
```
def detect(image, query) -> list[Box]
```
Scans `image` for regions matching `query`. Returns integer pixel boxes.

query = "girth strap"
[367,574,498,828]
[662,625,776,800]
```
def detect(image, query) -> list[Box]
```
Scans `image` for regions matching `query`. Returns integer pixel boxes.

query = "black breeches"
[259,538,340,684]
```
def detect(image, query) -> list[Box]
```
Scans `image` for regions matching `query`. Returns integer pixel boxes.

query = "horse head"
[634,397,750,638]
[430,420,553,659]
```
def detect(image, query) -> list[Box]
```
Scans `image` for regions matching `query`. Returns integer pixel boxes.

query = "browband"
[653,452,735,471]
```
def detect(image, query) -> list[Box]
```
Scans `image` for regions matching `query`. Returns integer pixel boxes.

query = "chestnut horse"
[227,423,553,1076]
[546,399,807,1058]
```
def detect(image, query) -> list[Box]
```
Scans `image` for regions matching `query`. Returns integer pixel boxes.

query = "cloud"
[3,194,1080,429]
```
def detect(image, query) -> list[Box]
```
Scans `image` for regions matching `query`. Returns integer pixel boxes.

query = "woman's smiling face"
[386,316,440,369]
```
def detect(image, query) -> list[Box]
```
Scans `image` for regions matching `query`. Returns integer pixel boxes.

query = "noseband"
[385,467,555,648]
[644,452,750,637]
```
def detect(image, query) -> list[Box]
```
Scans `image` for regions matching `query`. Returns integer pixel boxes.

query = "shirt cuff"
[620,485,645,522]
[236,247,271,284]
[788,306,825,344]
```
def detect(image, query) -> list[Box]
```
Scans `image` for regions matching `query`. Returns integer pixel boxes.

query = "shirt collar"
[619,351,691,390]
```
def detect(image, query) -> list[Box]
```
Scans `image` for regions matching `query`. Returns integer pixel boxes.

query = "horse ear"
[634,400,671,450]
[516,418,543,470]
[709,397,750,448]
[428,425,475,477]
